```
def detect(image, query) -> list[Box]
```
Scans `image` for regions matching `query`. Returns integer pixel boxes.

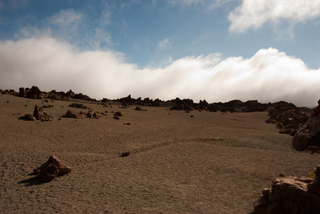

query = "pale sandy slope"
[0,94,319,213]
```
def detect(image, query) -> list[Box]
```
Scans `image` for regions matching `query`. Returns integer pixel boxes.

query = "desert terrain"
[0,93,319,213]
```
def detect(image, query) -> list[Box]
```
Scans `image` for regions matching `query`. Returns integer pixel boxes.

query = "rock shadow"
[18,174,45,187]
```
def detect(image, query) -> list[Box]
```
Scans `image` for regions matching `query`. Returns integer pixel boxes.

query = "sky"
[0,0,320,107]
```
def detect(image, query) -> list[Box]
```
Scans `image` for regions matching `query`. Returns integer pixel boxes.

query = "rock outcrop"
[252,166,320,214]
[266,101,309,136]
[33,155,71,182]
[64,110,83,119]
[86,110,100,119]
[293,100,320,151]
[33,105,53,121]
[26,86,43,99]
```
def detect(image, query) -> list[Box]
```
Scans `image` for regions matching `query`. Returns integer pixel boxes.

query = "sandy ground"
[0,94,319,213]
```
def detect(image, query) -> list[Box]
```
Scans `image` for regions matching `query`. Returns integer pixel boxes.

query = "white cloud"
[228,0,320,34]
[169,0,203,6]
[157,38,172,52]
[0,37,319,107]
[51,9,83,28]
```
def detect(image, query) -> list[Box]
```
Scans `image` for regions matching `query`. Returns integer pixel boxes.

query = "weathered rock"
[135,106,142,111]
[293,99,320,151]
[86,110,100,119]
[26,86,43,99]
[266,101,309,137]
[69,103,88,109]
[33,155,71,182]
[33,105,52,121]
[114,111,123,117]
[252,172,320,214]
[64,110,82,119]
[19,87,25,97]
[19,114,36,121]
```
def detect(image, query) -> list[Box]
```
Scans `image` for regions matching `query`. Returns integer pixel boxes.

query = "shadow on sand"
[18,173,45,186]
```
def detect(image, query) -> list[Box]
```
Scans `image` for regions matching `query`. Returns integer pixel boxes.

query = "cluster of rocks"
[168,98,270,113]
[3,86,97,102]
[115,95,162,106]
[63,110,102,119]
[293,100,320,151]
[266,101,309,136]
[69,103,89,109]
[20,105,53,121]
[33,155,71,182]
[113,111,123,120]
[252,165,320,213]
[264,99,320,152]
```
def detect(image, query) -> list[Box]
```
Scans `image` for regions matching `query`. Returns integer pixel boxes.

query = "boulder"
[266,101,309,136]
[26,86,43,99]
[69,103,88,109]
[64,110,82,119]
[33,155,71,182]
[86,110,100,119]
[33,105,52,121]
[292,99,320,151]
[252,171,320,214]
[19,114,36,121]
[114,111,123,117]
[19,87,25,97]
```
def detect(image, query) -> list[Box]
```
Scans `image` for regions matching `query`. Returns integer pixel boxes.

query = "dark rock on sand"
[293,100,320,151]
[33,155,71,182]
[33,105,53,121]
[69,103,88,109]
[19,114,36,121]
[26,86,43,99]
[64,110,82,119]
[266,101,309,136]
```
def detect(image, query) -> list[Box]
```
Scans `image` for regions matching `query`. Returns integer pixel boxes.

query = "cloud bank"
[229,0,320,33]
[0,37,319,107]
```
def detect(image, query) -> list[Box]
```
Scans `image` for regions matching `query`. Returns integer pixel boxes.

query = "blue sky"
[0,0,320,107]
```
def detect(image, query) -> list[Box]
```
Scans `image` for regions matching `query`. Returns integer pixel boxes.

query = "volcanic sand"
[0,94,319,213]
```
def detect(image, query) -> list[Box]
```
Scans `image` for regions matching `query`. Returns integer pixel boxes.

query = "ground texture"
[1,94,319,213]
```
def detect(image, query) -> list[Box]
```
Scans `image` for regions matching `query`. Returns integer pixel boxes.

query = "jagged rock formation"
[33,105,53,121]
[266,101,309,136]
[252,166,320,214]
[33,155,71,182]
[25,86,43,99]
[293,100,320,151]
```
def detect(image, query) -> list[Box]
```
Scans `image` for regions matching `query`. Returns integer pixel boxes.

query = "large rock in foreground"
[293,100,320,151]
[252,166,320,213]
[33,155,71,182]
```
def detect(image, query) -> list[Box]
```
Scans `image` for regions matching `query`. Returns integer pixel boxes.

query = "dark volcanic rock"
[19,114,36,121]
[292,100,320,151]
[33,155,71,182]
[64,110,82,119]
[33,105,52,121]
[26,86,43,99]
[266,101,309,136]
[69,103,88,109]
[19,87,25,97]
[86,110,100,119]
